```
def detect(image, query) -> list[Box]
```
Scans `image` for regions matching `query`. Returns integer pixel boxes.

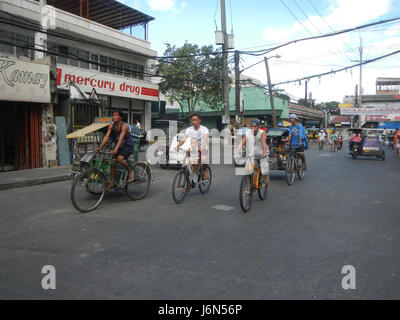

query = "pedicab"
[266,128,290,171]
[348,128,385,161]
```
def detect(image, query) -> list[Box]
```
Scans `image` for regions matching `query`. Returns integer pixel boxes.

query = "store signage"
[56,66,159,102]
[340,107,400,115]
[0,58,50,103]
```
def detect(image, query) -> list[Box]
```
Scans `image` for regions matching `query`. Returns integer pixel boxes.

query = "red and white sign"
[56,66,159,101]
[341,107,400,115]
[365,114,400,122]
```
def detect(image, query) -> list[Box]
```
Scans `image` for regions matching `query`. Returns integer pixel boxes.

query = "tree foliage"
[157,42,224,116]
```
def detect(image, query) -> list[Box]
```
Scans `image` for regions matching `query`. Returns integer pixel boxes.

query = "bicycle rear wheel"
[126,163,151,201]
[199,165,212,194]
[172,170,189,204]
[71,168,106,213]
[239,175,253,213]
[285,157,295,185]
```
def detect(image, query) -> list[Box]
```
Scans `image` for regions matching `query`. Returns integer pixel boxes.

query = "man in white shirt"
[135,120,141,129]
[318,130,326,149]
[176,114,209,178]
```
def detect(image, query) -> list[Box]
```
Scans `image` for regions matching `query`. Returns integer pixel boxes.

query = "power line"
[271,48,400,86]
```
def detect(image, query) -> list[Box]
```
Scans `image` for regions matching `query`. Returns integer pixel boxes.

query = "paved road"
[0,143,399,299]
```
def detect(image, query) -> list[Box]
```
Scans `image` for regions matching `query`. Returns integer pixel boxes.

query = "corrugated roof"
[49,0,154,30]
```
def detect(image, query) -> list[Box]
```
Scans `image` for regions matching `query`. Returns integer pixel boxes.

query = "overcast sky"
[121,0,400,103]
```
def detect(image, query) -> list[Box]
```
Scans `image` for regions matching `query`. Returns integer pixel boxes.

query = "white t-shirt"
[136,122,141,129]
[318,132,325,141]
[185,125,209,150]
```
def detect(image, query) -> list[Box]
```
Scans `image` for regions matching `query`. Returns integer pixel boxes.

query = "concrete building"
[0,0,159,170]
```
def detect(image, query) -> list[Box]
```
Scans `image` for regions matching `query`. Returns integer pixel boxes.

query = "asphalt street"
[0,143,399,299]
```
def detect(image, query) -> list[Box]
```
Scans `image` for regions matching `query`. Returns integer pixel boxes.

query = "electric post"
[264,57,278,128]
[220,0,230,128]
[234,50,240,128]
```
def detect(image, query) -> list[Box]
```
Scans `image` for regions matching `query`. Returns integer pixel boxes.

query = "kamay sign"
[56,66,159,102]
[0,58,50,103]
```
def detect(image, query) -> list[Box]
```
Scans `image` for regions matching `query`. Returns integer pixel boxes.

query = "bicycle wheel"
[172,170,189,204]
[258,176,268,200]
[285,157,295,185]
[199,165,212,194]
[71,168,106,213]
[239,175,253,213]
[296,157,306,180]
[125,163,151,201]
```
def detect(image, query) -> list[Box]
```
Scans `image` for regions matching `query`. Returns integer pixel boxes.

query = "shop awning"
[66,122,110,139]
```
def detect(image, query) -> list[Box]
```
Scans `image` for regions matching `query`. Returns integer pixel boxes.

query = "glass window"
[90,54,98,70]
[0,31,14,54]
[100,55,107,72]
[116,60,123,75]
[58,45,68,64]
[138,65,144,80]
[79,50,89,69]
[108,57,115,74]
[46,41,57,57]
[123,61,130,77]
[69,47,79,67]
[130,63,138,79]
[15,34,29,57]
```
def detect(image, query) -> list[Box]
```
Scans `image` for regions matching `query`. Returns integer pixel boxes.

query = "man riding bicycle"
[287,114,307,170]
[235,119,269,187]
[175,114,209,180]
[96,110,135,190]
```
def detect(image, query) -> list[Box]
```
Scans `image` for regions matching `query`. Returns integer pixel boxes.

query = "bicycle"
[238,155,268,213]
[71,151,151,213]
[285,145,306,186]
[171,148,212,204]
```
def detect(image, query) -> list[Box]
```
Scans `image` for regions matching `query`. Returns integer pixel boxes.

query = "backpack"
[128,124,141,141]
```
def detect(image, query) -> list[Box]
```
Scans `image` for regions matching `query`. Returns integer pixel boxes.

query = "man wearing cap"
[288,114,307,170]
[260,120,268,133]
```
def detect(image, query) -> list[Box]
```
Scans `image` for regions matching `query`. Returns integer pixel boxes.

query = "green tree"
[157,42,224,117]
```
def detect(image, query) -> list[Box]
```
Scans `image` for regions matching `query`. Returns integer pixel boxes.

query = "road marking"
[212,204,235,212]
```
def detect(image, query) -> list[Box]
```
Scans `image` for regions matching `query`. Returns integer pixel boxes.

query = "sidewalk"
[0,166,72,191]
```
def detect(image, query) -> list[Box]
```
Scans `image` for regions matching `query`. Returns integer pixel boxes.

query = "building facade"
[0,0,159,170]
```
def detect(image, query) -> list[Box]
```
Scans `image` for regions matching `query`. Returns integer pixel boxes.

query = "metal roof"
[48,0,154,30]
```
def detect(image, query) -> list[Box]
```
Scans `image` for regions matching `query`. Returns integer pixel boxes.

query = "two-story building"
[0,0,159,171]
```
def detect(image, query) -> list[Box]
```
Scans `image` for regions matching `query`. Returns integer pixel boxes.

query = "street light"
[264,54,281,128]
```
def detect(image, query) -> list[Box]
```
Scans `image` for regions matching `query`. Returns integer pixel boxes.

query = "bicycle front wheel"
[285,157,295,185]
[172,170,189,204]
[239,175,253,213]
[199,165,212,194]
[71,168,106,213]
[126,163,151,201]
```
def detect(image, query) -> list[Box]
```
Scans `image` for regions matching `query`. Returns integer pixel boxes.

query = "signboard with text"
[56,66,159,102]
[0,58,50,103]
[340,107,400,115]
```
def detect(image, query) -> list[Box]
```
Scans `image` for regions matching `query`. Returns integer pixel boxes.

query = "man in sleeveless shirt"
[97,110,135,190]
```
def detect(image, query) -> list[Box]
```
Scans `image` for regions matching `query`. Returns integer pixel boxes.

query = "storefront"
[54,65,159,130]
[0,58,51,171]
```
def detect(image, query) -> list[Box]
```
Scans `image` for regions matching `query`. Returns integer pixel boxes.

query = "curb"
[0,175,73,191]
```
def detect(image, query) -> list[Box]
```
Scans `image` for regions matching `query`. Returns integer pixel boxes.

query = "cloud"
[147,0,175,11]
[253,0,397,102]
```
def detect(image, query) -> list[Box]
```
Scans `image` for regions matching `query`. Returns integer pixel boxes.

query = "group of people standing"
[318,129,343,152]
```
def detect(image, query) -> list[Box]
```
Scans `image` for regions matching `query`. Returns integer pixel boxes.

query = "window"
[130,63,138,79]
[58,45,68,64]
[69,47,79,67]
[116,59,123,75]
[123,61,130,77]
[100,55,107,72]
[0,31,14,54]
[79,50,89,69]
[138,65,144,80]
[108,57,115,74]
[90,54,98,70]
[46,41,57,57]
[15,34,29,57]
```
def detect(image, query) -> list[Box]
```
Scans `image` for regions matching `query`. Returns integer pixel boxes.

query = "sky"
[120,0,400,103]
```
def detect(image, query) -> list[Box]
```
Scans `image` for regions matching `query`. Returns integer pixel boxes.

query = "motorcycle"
[337,137,343,150]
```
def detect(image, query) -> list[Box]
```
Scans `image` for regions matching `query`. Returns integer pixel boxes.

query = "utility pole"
[234,50,240,128]
[264,57,277,128]
[304,80,308,106]
[221,0,230,128]
[359,35,363,108]
[35,0,47,60]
